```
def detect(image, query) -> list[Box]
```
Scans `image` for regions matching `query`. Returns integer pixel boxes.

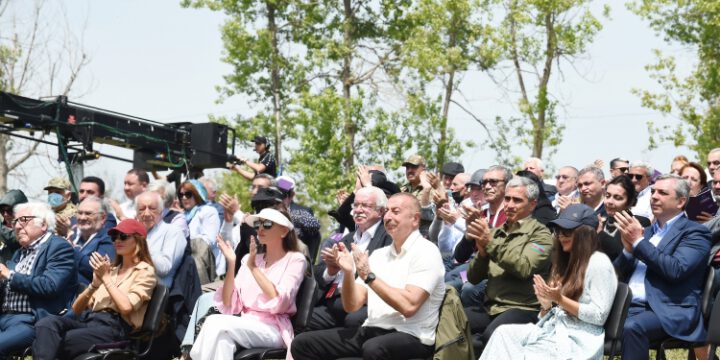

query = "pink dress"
[213,251,307,357]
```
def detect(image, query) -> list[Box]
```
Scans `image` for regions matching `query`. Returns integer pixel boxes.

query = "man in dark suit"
[614,174,711,360]
[72,196,115,286]
[309,186,393,330]
[0,202,77,356]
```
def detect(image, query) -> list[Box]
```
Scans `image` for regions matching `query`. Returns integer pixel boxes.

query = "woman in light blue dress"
[479,204,617,360]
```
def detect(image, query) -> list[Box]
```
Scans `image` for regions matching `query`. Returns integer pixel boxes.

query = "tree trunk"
[533,11,556,159]
[342,0,355,171]
[0,135,9,194]
[267,1,283,167]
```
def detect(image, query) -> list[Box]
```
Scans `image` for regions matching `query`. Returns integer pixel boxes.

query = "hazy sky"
[5,0,698,199]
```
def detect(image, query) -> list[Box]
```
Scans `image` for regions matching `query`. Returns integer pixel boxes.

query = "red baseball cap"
[108,219,148,238]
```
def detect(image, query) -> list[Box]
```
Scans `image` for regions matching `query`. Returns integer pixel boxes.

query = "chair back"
[700,267,716,322]
[290,275,317,331]
[706,287,720,355]
[605,282,632,342]
[141,283,169,334]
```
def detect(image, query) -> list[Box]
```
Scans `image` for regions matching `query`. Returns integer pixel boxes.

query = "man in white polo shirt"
[292,193,445,360]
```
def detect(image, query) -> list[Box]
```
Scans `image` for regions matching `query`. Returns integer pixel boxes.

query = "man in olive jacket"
[463,176,553,355]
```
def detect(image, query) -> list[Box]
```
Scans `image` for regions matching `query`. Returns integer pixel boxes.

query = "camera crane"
[0,91,236,189]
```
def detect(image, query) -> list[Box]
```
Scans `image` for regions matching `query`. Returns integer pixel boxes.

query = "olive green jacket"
[468,216,553,315]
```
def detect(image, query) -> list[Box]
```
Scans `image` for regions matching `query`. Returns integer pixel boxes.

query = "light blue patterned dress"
[479,252,618,360]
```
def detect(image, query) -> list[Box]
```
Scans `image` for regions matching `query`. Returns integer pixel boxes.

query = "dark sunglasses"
[553,228,574,237]
[613,167,629,173]
[112,233,133,242]
[628,174,645,181]
[253,219,275,230]
[481,179,504,187]
[178,191,194,199]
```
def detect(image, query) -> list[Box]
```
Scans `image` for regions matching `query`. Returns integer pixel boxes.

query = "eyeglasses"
[112,233,133,242]
[12,216,37,226]
[351,202,377,211]
[481,179,504,187]
[708,160,720,168]
[628,174,645,181]
[253,219,275,230]
[553,228,574,237]
[76,211,99,217]
[612,167,629,173]
[554,175,572,180]
[178,191,194,199]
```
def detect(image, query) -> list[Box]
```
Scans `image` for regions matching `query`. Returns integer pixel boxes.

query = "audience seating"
[604,282,633,360]
[72,283,170,360]
[655,267,717,360]
[233,274,317,360]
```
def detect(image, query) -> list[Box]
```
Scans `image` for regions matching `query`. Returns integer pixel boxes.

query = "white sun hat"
[244,208,294,230]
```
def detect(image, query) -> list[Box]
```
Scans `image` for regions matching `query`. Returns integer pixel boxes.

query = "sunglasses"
[178,191,194,199]
[613,167,629,173]
[628,174,645,181]
[12,216,37,226]
[554,174,572,180]
[112,233,133,242]
[253,219,275,230]
[553,228,574,237]
[481,179,504,187]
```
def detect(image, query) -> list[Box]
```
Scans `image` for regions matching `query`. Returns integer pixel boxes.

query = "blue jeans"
[0,313,36,356]
[460,280,487,307]
[181,292,216,347]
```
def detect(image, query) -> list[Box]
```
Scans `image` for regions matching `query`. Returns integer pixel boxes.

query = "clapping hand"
[247,235,258,269]
[321,244,341,276]
[217,234,237,264]
[614,210,644,253]
[466,217,490,256]
[90,252,112,286]
[351,243,370,281]
[533,274,561,307]
[334,242,354,274]
[218,194,240,223]
[356,165,372,188]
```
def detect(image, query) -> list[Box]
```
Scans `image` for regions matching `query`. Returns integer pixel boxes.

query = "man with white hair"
[629,161,655,220]
[135,191,186,287]
[524,157,557,198]
[0,202,77,356]
[707,148,720,176]
[200,176,224,221]
[148,181,189,238]
[310,186,393,330]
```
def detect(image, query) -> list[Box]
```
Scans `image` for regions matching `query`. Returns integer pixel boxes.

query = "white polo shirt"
[358,230,445,345]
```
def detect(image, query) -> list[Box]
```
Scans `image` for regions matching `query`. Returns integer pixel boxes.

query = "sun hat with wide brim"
[244,208,294,231]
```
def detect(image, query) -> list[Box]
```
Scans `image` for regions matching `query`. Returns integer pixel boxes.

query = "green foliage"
[630,0,720,162]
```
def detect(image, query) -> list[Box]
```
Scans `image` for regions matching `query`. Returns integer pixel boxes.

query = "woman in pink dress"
[190,207,306,360]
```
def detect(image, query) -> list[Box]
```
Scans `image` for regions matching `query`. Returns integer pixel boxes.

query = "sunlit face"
[610,161,629,179]
[680,166,703,196]
[442,174,454,189]
[136,193,162,229]
[555,167,577,196]
[383,196,419,241]
[14,208,47,247]
[523,160,543,178]
[628,166,650,192]
[124,174,146,200]
[179,186,198,210]
[708,151,720,176]
[251,177,272,196]
[482,170,506,204]
[604,184,629,218]
[468,185,484,207]
[352,191,383,232]
[405,165,424,185]
[76,200,106,236]
[577,172,605,207]
[670,160,686,175]
[112,233,138,257]
[503,186,536,224]
[650,179,687,222]
[451,175,468,193]
[255,219,289,245]
[79,182,101,202]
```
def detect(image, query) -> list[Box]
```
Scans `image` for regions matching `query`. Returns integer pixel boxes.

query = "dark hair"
[550,225,598,302]
[127,169,150,185]
[81,176,106,195]
[680,162,708,189]
[609,158,628,169]
[606,175,638,208]
[113,233,155,268]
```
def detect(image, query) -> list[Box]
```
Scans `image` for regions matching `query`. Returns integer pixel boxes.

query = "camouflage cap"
[44,177,71,191]
[402,154,426,167]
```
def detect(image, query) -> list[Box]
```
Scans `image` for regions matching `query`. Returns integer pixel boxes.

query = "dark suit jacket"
[6,233,78,320]
[614,215,711,342]
[314,221,393,292]
[75,231,116,286]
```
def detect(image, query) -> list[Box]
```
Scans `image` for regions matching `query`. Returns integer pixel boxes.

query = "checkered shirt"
[2,232,51,313]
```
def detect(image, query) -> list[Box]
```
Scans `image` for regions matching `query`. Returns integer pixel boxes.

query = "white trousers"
[189,314,283,360]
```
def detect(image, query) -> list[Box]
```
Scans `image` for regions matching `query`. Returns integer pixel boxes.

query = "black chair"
[604,282,633,360]
[707,286,720,357]
[234,275,317,360]
[73,283,170,360]
[656,267,717,360]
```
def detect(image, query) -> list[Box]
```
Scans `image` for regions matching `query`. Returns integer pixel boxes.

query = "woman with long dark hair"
[190,207,306,360]
[32,219,156,360]
[480,204,617,359]
[600,175,651,260]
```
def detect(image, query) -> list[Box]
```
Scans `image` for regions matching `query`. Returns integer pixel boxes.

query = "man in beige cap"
[44,177,76,218]
[401,154,434,237]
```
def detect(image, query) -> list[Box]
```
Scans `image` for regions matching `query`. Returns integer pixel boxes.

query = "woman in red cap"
[31,219,156,360]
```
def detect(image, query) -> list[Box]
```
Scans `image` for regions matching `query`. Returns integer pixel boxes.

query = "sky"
[3,0,700,200]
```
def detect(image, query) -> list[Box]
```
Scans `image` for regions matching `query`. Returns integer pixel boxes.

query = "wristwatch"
[364,272,376,285]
